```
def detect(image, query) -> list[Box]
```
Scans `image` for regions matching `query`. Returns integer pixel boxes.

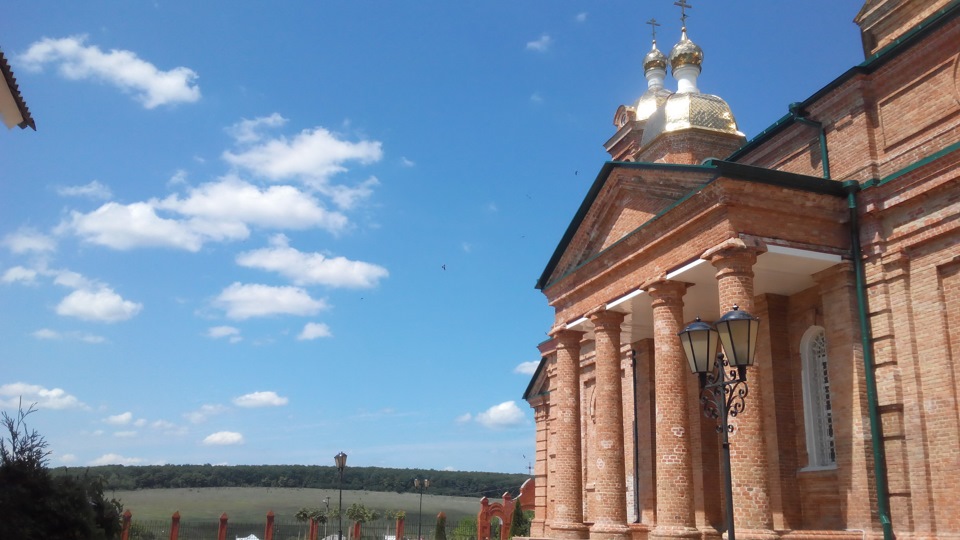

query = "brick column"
[706,241,777,540]
[588,310,630,540]
[646,281,700,540]
[550,328,589,539]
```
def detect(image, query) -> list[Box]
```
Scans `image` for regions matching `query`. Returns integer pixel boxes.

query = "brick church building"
[522,1,960,539]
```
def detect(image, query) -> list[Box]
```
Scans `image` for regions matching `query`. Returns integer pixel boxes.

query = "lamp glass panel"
[679,323,719,373]
[718,317,759,367]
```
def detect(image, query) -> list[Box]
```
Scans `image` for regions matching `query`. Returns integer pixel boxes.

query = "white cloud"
[0,382,86,410]
[30,328,105,343]
[233,391,289,408]
[222,122,382,183]
[298,322,332,341]
[89,453,146,466]
[31,328,61,340]
[236,235,388,288]
[530,92,543,104]
[400,157,415,167]
[56,287,142,322]
[3,228,56,254]
[575,12,588,22]
[184,404,227,424]
[19,35,201,108]
[114,430,137,438]
[227,113,287,145]
[514,361,540,376]
[133,418,147,427]
[156,176,347,232]
[4,266,39,284]
[526,34,552,52]
[104,411,133,425]
[168,169,189,187]
[151,419,188,436]
[63,201,208,251]
[214,282,327,320]
[202,431,244,446]
[207,326,241,342]
[58,453,78,464]
[455,413,472,424]
[474,401,526,429]
[56,180,112,200]
[316,176,380,210]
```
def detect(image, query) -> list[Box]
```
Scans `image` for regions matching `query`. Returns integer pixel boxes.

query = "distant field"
[113,487,484,524]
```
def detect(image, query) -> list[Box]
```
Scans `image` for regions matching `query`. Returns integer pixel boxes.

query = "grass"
[112,487,482,525]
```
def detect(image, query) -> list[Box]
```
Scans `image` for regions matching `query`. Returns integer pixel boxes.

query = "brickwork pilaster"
[707,243,777,540]
[549,328,590,539]
[646,281,699,540]
[813,263,880,534]
[587,310,630,540]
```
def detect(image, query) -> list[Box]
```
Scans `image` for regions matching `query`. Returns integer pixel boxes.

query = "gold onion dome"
[640,92,744,147]
[669,28,703,72]
[643,42,668,72]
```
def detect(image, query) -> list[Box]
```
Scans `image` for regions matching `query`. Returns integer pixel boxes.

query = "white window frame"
[800,326,837,470]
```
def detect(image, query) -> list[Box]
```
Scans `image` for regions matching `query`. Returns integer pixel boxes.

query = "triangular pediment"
[539,163,716,289]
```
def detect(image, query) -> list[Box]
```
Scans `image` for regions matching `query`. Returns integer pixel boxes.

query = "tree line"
[51,463,530,498]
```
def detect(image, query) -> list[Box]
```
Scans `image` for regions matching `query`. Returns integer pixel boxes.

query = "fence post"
[310,517,318,540]
[218,512,228,540]
[170,511,180,540]
[352,521,361,540]
[397,516,405,540]
[121,509,132,540]
[265,510,275,540]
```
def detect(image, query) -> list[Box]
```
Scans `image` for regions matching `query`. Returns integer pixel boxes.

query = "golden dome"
[669,29,703,72]
[640,92,744,147]
[633,87,673,122]
[643,43,668,73]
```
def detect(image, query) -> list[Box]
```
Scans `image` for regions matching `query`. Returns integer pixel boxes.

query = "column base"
[589,523,631,540]
[649,526,701,540]
[551,522,590,540]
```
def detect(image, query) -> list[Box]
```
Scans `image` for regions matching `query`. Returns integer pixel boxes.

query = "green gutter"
[728,0,960,164]
[843,180,894,540]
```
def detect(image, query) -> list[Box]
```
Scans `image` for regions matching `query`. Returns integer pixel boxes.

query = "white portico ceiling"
[565,245,843,343]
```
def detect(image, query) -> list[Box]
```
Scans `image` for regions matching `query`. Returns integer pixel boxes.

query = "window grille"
[801,327,836,468]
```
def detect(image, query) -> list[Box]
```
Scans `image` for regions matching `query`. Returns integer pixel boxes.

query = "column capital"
[550,327,587,349]
[701,236,767,266]
[644,279,688,308]
[588,309,626,331]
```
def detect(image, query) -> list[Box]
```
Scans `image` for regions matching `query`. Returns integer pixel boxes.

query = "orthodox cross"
[674,0,692,26]
[646,18,661,41]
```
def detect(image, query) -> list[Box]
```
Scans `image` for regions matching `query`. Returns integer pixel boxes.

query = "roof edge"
[727,0,959,163]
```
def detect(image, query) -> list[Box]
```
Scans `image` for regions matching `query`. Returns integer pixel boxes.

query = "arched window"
[801,326,836,468]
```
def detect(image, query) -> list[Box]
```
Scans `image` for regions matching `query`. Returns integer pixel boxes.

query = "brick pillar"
[706,241,777,540]
[588,310,630,540]
[550,328,589,539]
[265,511,275,540]
[646,281,700,540]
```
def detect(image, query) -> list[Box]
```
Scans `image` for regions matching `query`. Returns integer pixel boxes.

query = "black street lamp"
[335,452,347,540]
[414,477,430,540]
[678,305,760,540]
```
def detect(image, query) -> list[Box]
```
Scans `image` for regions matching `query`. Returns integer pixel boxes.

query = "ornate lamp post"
[677,305,760,540]
[414,477,430,540]
[335,452,347,540]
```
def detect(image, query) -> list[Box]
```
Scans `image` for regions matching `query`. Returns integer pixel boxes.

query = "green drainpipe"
[789,103,831,179]
[843,180,893,540]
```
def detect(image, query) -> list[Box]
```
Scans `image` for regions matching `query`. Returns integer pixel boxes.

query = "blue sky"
[2,1,864,474]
